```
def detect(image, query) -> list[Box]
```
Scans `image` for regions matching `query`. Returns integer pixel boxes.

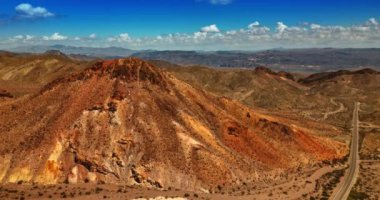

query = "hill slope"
[0,51,90,96]
[152,62,331,114]
[0,58,345,191]
[153,61,379,130]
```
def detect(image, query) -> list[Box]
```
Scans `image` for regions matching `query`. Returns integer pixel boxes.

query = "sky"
[0,0,380,50]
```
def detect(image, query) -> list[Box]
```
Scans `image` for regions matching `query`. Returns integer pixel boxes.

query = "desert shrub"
[348,190,369,200]
[95,187,103,193]
[60,192,67,198]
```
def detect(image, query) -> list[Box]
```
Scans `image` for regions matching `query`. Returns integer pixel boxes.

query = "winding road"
[323,98,346,120]
[332,102,360,200]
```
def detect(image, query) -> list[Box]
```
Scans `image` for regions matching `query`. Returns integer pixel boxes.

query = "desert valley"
[0,49,379,199]
[1,0,380,199]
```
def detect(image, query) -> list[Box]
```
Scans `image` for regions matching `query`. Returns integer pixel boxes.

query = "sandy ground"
[323,98,346,120]
[0,164,348,200]
[349,160,380,199]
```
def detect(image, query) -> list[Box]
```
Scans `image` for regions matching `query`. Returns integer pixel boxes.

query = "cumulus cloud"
[2,18,380,50]
[15,3,54,19]
[89,33,97,39]
[248,21,260,29]
[10,34,34,41]
[310,24,321,30]
[276,22,288,33]
[107,33,132,42]
[43,33,67,41]
[367,18,378,26]
[201,24,220,33]
[136,18,380,49]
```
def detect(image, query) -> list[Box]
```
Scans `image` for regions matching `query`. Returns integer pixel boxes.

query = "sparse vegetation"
[348,190,369,200]
[0,49,379,200]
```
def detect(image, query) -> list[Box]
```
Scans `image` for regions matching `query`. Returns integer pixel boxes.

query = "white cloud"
[194,31,208,41]
[107,33,132,42]
[13,35,24,40]
[248,21,260,29]
[89,33,97,39]
[201,24,220,33]
[11,34,34,41]
[43,33,68,41]
[26,35,34,40]
[310,24,321,30]
[276,22,288,33]
[2,18,380,50]
[208,0,232,5]
[133,18,380,50]
[15,3,54,19]
[119,33,131,42]
[352,26,370,31]
[367,18,378,25]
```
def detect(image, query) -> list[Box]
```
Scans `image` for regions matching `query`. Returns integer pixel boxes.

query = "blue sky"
[1,0,380,50]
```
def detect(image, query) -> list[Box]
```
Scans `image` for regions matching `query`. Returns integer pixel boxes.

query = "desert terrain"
[0,51,379,199]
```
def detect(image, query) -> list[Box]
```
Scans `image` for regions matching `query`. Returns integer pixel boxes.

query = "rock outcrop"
[0,90,13,98]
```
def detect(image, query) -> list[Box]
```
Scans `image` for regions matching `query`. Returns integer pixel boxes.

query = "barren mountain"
[153,61,379,130]
[0,58,345,191]
[0,51,90,96]
[11,45,137,58]
[151,62,332,114]
[299,68,380,84]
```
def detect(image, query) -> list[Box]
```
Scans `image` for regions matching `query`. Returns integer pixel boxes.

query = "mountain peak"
[41,57,168,94]
[90,57,166,84]
[299,68,380,84]
[43,50,67,57]
[97,57,152,71]
[254,66,295,80]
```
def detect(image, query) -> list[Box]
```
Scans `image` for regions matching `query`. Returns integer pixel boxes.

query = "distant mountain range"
[133,48,380,72]
[9,45,380,72]
[11,45,138,58]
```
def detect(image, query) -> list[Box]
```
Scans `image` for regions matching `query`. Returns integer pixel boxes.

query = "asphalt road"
[332,102,360,200]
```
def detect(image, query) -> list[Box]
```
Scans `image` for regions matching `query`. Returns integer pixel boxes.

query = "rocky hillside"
[299,68,380,84]
[0,51,90,96]
[0,58,345,191]
[151,61,331,113]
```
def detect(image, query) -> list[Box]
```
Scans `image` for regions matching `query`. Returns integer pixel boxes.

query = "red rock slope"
[0,58,345,190]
